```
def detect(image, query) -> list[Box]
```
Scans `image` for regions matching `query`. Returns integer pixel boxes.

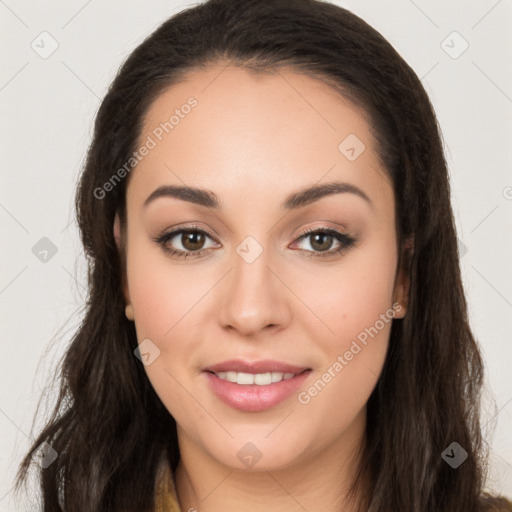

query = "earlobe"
[393,272,408,319]
[113,212,132,311]
[393,236,414,319]
[125,304,134,321]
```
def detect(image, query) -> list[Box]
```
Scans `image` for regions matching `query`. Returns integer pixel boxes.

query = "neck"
[175,409,370,512]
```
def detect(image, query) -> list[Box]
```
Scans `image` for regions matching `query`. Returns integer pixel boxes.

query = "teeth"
[237,372,255,385]
[225,371,237,383]
[215,371,296,385]
[254,372,272,385]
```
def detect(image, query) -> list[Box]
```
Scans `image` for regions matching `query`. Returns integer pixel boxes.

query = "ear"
[113,213,130,305]
[113,212,122,249]
[392,236,414,319]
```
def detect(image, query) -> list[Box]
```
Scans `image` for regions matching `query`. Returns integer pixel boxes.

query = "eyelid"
[290,224,355,250]
[153,223,219,247]
[154,223,350,244]
[153,223,357,260]
[293,224,349,238]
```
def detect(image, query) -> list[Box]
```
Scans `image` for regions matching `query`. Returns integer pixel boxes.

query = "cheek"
[125,247,207,425]
[294,235,398,349]
[126,241,203,341]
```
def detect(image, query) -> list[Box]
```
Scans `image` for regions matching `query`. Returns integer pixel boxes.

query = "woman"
[14,0,512,510]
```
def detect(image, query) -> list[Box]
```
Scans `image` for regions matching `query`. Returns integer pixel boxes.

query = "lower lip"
[203,370,311,412]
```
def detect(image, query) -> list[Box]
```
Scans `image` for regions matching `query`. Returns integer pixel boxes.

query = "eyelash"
[153,224,357,260]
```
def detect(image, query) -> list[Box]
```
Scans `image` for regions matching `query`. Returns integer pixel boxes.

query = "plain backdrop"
[1,0,511,509]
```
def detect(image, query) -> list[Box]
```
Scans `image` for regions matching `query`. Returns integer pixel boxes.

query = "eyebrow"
[143,181,373,211]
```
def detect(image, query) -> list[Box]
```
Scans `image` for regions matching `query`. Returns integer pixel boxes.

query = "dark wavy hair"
[14,0,512,510]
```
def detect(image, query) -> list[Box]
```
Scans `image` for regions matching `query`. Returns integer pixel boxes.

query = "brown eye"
[308,232,334,252]
[153,226,218,259]
[181,230,206,251]
[293,227,357,259]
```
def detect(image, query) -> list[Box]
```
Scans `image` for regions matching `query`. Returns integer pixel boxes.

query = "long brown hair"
[14,0,512,510]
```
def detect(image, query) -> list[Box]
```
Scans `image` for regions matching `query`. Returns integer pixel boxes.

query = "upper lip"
[203,359,310,375]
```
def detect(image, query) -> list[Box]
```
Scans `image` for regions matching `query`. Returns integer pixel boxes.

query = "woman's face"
[116,64,409,472]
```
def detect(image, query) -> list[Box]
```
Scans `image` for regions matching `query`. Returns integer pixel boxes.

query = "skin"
[114,64,411,511]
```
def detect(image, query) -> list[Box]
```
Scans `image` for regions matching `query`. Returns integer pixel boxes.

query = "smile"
[212,371,295,385]
[202,363,312,412]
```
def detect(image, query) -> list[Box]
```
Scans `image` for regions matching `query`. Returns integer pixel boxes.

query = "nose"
[217,240,293,338]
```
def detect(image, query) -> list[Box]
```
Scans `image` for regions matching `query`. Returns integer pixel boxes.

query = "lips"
[202,359,312,412]
[203,359,309,375]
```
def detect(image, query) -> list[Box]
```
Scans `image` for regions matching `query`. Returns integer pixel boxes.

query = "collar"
[154,455,182,512]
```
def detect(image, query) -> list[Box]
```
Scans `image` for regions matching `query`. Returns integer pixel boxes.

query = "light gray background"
[1,0,511,509]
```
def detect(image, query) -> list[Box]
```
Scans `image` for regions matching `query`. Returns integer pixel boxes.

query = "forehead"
[127,64,392,213]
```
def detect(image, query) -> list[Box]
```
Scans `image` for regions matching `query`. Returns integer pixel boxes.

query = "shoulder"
[478,492,512,511]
